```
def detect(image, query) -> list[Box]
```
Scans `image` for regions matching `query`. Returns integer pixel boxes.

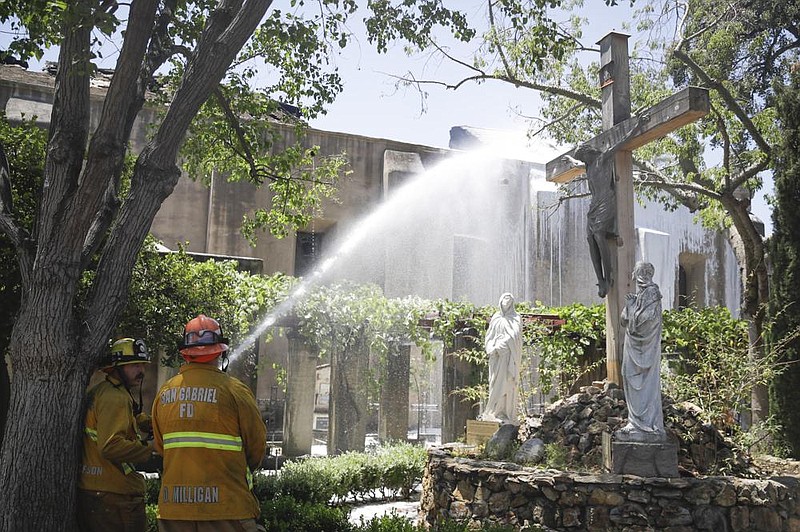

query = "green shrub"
[662,306,767,429]
[261,496,353,532]
[276,456,343,503]
[254,442,427,505]
[355,513,418,532]
[544,443,568,469]
[252,471,282,502]
[374,442,426,498]
[145,504,158,532]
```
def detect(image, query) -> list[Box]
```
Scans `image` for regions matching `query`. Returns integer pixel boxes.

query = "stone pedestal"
[612,438,679,477]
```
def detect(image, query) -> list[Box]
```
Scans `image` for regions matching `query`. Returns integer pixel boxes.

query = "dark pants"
[77,489,146,532]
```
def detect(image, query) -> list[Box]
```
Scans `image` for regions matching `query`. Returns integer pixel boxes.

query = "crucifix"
[545,32,709,385]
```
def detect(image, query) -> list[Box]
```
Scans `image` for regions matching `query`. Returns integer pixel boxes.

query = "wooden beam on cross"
[543,33,710,386]
[545,87,710,184]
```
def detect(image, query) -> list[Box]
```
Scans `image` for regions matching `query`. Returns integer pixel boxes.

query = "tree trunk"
[726,200,770,426]
[0,355,8,451]
[0,306,90,531]
[747,312,769,427]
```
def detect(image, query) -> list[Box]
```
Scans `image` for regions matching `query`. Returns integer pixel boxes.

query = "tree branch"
[487,0,517,80]
[637,177,722,200]
[0,212,29,253]
[0,212,33,287]
[79,0,160,268]
[679,0,735,44]
[387,66,599,108]
[394,37,600,108]
[80,182,121,267]
[633,155,712,211]
[84,0,275,347]
[143,0,181,75]
[527,102,588,138]
[37,7,92,256]
[213,86,261,181]
[728,158,772,191]
[671,46,772,156]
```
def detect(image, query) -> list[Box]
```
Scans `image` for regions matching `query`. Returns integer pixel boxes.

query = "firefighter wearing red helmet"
[151,315,267,532]
[78,337,157,532]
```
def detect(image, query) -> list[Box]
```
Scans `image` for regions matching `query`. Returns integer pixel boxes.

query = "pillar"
[328,342,368,454]
[379,343,411,442]
[282,330,318,457]
[441,329,480,443]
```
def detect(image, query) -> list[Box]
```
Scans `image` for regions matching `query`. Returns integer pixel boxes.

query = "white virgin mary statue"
[482,292,523,424]
[618,261,666,440]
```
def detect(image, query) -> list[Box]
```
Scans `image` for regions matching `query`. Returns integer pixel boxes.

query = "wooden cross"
[545,32,709,385]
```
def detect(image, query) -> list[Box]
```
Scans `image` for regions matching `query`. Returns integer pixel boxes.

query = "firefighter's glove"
[136,412,153,440]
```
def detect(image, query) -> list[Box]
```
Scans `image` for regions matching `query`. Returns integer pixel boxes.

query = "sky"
[0,1,773,234]
[305,2,773,235]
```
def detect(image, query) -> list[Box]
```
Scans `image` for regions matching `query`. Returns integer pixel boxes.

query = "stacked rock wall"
[422,449,800,531]
[518,383,753,476]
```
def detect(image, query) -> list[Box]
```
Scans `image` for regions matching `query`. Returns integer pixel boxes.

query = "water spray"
[227,146,549,361]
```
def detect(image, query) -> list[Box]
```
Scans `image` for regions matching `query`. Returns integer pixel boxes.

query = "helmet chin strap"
[114,367,144,415]
[220,351,229,372]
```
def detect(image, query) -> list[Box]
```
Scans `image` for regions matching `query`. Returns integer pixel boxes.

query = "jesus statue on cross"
[562,114,650,298]
[546,32,709,386]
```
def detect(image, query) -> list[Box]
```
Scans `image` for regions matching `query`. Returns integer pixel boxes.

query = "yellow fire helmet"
[106,338,151,367]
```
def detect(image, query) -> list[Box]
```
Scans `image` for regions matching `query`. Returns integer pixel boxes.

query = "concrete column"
[328,341,368,454]
[441,329,480,444]
[282,331,318,457]
[379,343,411,443]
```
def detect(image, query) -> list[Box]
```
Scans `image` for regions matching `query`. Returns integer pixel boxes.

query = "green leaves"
[0,115,47,230]
[119,238,296,366]
[252,441,426,505]
[527,303,606,400]
[364,0,475,54]
[767,70,800,456]
[661,307,764,429]
[174,1,362,242]
[293,282,435,362]
[1,0,72,60]
[0,116,47,353]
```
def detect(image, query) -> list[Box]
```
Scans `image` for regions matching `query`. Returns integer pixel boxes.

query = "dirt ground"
[753,455,800,476]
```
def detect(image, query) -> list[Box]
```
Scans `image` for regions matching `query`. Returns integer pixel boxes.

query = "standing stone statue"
[617,261,665,440]
[482,292,523,424]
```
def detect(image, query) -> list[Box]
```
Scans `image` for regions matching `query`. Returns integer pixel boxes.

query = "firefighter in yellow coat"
[152,314,267,532]
[78,337,156,532]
